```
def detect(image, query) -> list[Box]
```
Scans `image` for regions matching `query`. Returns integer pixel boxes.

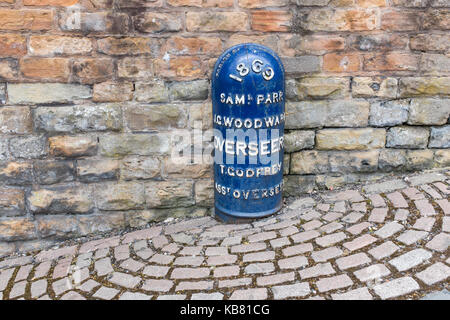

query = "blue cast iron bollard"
[212,43,285,222]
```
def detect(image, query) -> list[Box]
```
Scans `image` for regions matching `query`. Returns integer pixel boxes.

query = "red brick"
[240,0,288,7]
[423,10,450,30]
[0,9,53,31]
[165,36,223,55]
[381,10,421,31]
[357,0,386,6]
[0,58,18,80]
[23,0,78,5]
[251,11,292,32]
[20,57,70,81]
[364,52,419,71]
[186,12,248,32]
[29,36,93,56]
[167,0,201,6]
[324,52,360,72]
[97,37,159,56]
[0,34,26,57]
[73,58,115,84]
[155,56,205,80]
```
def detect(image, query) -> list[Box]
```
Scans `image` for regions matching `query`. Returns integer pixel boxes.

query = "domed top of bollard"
[212,43,285,94]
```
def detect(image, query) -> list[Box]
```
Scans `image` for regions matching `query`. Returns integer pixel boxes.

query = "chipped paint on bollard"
[212,43,286,222]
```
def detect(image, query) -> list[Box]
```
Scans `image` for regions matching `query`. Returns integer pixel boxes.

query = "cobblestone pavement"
[1,170,449,300]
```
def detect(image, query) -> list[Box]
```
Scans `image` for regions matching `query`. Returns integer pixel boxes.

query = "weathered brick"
[251,11,291,32]
[125,104,186,132]
[99,133,170,157]
[354,77,398,99]
[281,34,345,55]
[34,161,75,185]
[186,12,248,32]
[134,12,182,33]
[77,159,119,183]
[0,106,32,134]
[386,127,430,149]
[364,52,419,71]
[0,187,25,217]
[0,218,36,241]
[29,186,93,214]
[60,11,129,34]
[429,126,450,148]
[423,9,450,30]
[399,77,450,97]
[97,37,159,56]
[20,57,70,81]
[299,9,377,31]
[34,105,122,133]
[408,99,450,125]
[29,35,92,56]
[0,58,18,80]
[381,10,421,31]
[410,34,450,52]
[316,128,386,150]
[73,58,114,84]
[0,34,27,56]
[93,82,133,102]
[8,83,92,105]
[324,52,360,72]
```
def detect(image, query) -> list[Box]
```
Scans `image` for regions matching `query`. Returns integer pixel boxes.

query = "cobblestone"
[278,256,309,270]
[373,277,420,299]
[413,217,436,232]
[108,272,140,288]
[299,263,336,280]
[375,222,404,238]
[389,249,433,272]
[426,233,450,252]
[271,282,310,299]
[331,287,373,300]
[343,234,377,252]
[397,230,428,245]
[245,263,275,275]
[336,253,371,270]
[368,241,400,260]
[229,288,267,300]
[93,286,119,300]
[0,170,448,300]
[415,262,450,285]
[311,247,343,263]
[316,275,353,293]
[354,264,391,282]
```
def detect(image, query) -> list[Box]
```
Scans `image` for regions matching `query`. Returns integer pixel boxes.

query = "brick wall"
[0,0,449,255]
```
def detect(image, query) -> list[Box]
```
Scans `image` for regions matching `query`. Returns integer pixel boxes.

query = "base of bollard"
[214,203,282,224]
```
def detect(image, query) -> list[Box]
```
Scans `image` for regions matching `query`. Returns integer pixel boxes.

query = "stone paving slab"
[0,169,449,300]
